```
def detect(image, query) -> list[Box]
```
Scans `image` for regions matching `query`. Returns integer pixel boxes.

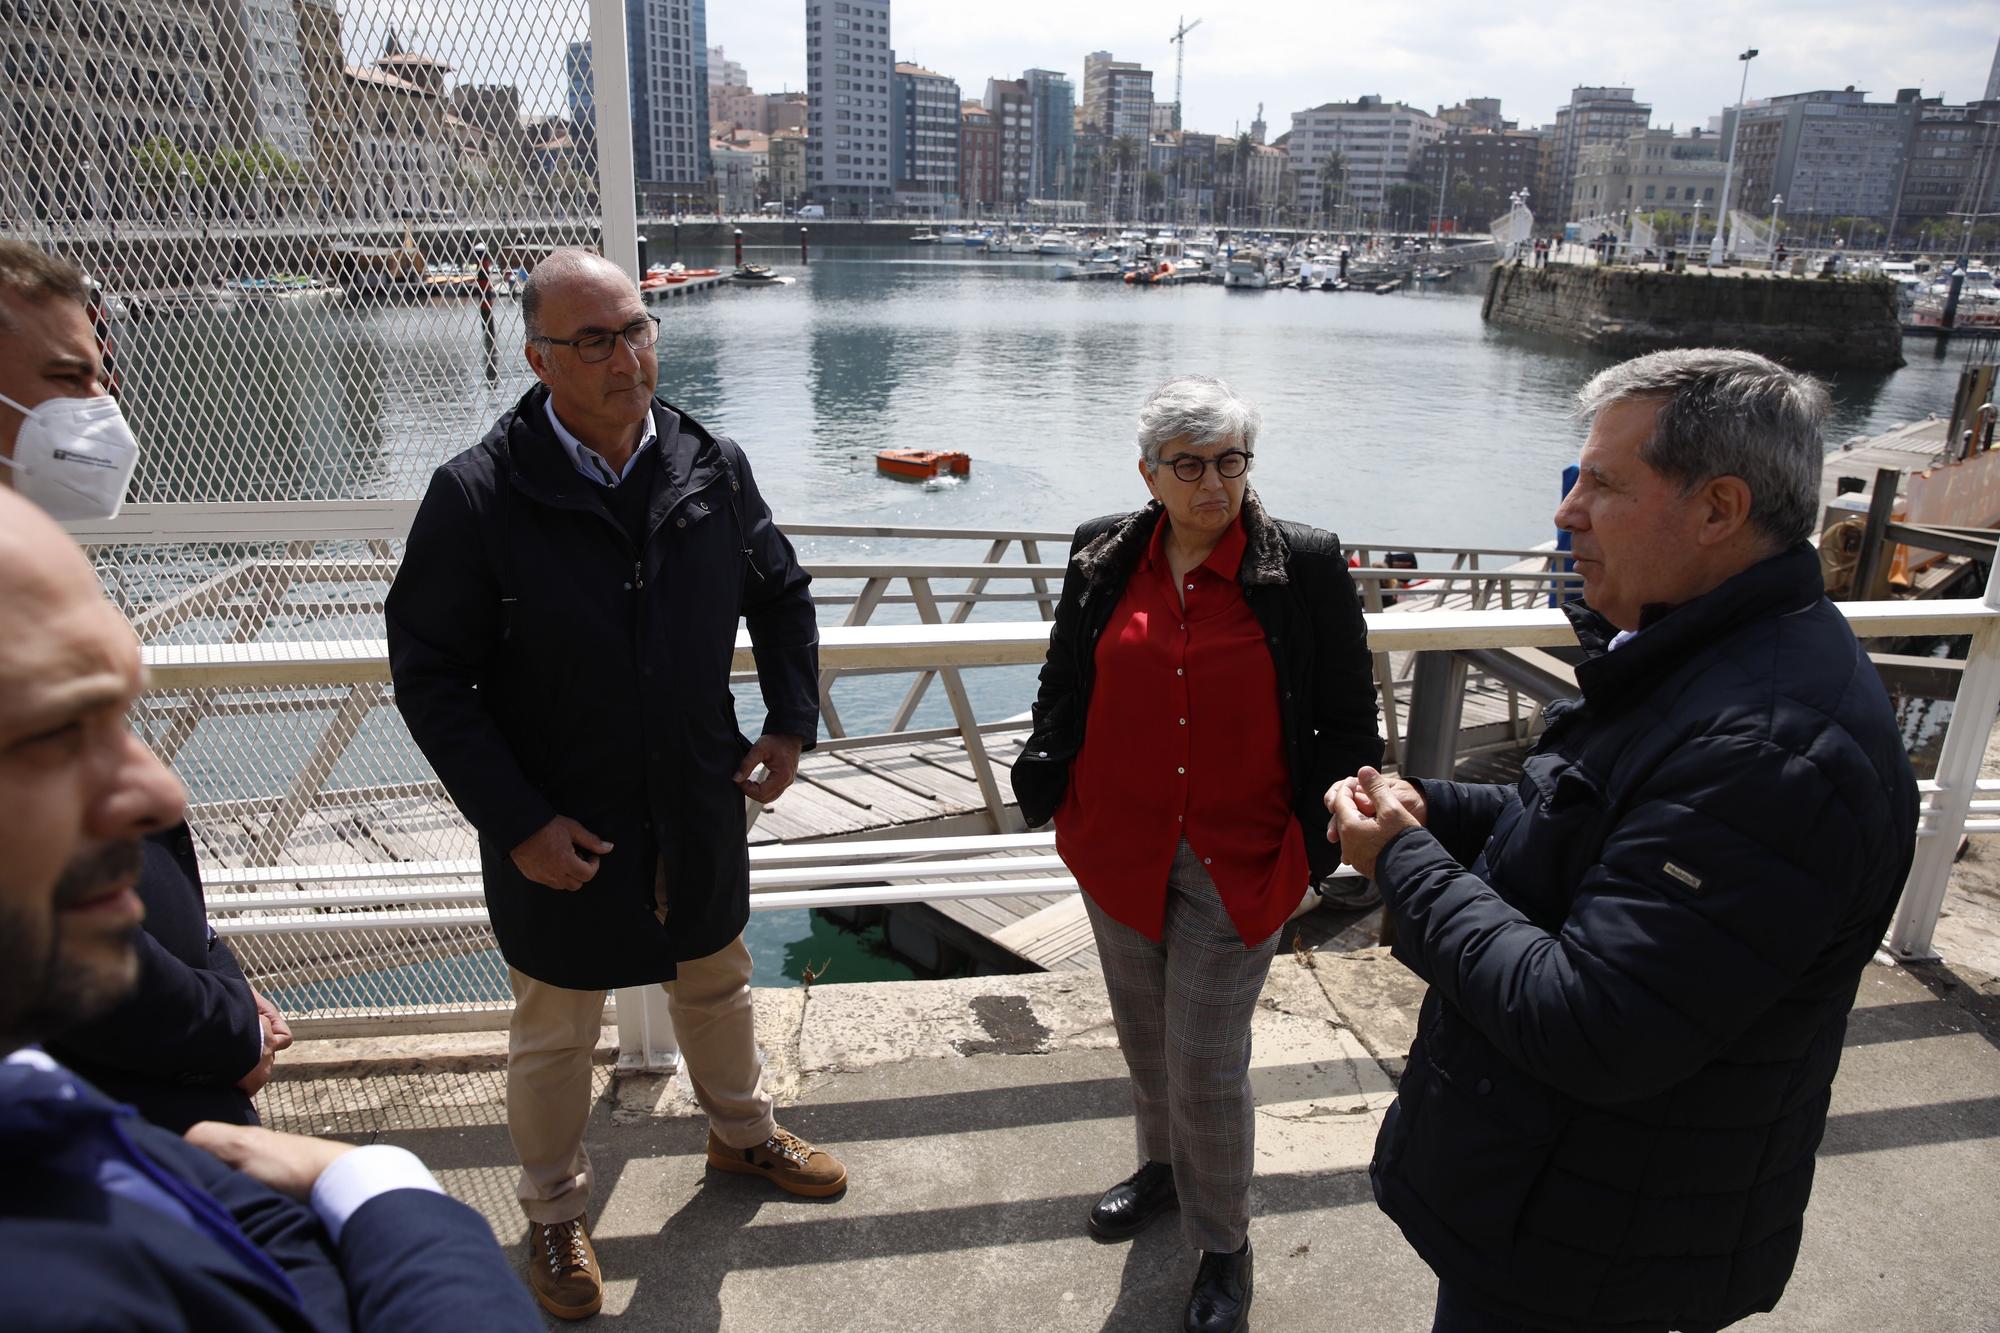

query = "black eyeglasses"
[1157,449,1253,483]
[536,314,661,364]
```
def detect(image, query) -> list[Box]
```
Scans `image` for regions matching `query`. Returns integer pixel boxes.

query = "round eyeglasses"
[537,314,661,364]
[1158,449,1253,483]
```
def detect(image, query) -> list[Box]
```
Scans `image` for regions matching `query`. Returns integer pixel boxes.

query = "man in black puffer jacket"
[1329,349,1918,1333]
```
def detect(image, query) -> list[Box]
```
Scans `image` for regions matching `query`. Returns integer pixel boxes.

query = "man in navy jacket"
[1331,350,1918,1332]
[0,488,540,1332]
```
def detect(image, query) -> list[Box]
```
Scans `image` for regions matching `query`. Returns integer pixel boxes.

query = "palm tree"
[1231,132,1254,227]
[1318,152,1348,232]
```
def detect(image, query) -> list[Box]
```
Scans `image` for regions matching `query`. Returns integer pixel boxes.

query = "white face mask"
[0,390,140,520]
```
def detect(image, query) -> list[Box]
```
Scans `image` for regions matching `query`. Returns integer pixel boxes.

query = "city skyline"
[708,0,1993,140]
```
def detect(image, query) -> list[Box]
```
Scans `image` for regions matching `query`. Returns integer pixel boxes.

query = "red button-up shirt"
[1055,513,1310,945]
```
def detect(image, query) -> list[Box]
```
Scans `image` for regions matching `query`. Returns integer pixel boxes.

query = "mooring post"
[475,242,496,385]
[733,228,744,269]
[801,226,809,264]
[1850,467,1903,602]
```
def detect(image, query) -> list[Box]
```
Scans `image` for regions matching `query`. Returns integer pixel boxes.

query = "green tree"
[1383,182,1436,233]
[1313,153,1349,229]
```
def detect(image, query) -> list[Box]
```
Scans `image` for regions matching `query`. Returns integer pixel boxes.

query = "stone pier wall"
[1482,262,1905,371]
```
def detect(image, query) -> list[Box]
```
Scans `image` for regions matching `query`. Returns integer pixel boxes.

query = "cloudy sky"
[707,0,1998,135]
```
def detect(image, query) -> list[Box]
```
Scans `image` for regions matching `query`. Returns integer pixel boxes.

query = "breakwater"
[1482,262,1906,372]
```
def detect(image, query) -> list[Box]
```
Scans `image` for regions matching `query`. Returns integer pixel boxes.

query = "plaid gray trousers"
[1084,838,1282,1253]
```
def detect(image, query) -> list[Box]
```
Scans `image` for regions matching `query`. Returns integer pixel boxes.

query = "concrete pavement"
[266,941,2000,1332]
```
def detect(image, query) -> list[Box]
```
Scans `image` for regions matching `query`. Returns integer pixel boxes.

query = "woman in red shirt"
[1013,375,1382,1333]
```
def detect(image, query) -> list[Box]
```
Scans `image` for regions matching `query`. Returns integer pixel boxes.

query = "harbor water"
[112,247,1971,986]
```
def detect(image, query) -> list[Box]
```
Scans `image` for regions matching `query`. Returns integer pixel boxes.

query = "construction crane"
[1170,15,1202,129]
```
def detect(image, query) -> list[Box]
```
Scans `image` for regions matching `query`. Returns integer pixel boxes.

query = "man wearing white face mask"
[0,243,139,521]
[0,239,281,1134]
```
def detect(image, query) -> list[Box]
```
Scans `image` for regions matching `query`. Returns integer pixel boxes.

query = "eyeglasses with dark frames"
[536,314,661,364]
[1157,449,1253,483]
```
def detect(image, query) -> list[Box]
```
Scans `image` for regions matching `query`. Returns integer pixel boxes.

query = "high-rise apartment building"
[708,44,746,90]
[960,102,998,213]
[806,0,894,210]
[1286,95,1444,218]
[217,0,316,163]
[627,0,709,187]
[1416,127,1541,228]
[984,77,1033,206]
[892,62,959,215]
[1024,68,1074,199]
[1550,87,1651,222]
[565,41,596,160]
[1733,88,1921,223]
[1898,96,2000,233]
[1082,51,1152,143]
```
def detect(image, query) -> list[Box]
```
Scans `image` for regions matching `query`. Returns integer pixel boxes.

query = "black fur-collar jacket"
[1012,489,1383,884]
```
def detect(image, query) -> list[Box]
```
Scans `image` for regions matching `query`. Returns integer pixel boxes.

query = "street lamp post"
[1710,47,1758,266]
[1688,200,1704,253]
[1768,194,1783,269]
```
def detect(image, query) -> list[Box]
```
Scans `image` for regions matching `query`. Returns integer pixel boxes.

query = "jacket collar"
[1073,488,1290,590]
[1567,542,1826,705]
[494,384,719,514]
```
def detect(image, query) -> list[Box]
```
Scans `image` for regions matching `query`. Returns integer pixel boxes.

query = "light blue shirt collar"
[545,397,658,488]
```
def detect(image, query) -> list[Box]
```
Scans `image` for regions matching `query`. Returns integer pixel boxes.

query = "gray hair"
[1136,375,1262,469]
[1577,348,1828,548]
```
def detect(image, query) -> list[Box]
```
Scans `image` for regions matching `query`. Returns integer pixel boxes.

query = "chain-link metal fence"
[4,0,626,1027]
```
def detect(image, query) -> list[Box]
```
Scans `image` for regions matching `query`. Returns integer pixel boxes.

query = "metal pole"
[800,226,809,264]
[1891,553,2000,959]
[586,0,640,281]
[476,243,497,385]
[1710,49,1755,266]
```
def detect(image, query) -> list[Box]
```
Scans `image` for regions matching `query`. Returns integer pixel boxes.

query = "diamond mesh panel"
[4,0,612,1024]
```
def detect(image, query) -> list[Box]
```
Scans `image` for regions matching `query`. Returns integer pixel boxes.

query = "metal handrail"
[146,588,2000,955]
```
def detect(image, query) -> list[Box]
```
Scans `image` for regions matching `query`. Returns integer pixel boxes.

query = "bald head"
[0,487,185,1048]
[521,249,634,340]
[0,488,111,627]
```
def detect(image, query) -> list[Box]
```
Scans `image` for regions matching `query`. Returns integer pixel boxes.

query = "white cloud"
[708,0,1996,132]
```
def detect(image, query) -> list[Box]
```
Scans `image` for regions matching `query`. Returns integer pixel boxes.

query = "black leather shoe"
[1184,1240,1252,1333]
[1086,1160,1178,1241]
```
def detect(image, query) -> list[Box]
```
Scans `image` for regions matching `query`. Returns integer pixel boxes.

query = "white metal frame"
[148,587,2000,972]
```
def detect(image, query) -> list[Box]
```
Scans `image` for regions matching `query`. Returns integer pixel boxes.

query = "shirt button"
[1178,717,1186,725]
[1203,857,1212,865]
[1186,583,1194,591]
[676,517,687,528]
[623,581,633,590]
[1176,668,1184,676]
[1176,766,1185,775]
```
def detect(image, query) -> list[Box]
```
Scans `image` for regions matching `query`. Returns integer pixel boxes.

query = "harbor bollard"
[734,228,744,268]
[475,243,497,386]
[636,233,648,276]
[801,227,809,264]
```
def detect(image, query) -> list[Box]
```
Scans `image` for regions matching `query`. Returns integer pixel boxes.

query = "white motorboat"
[1222,250,1269,290]
[1035,232,1079,257]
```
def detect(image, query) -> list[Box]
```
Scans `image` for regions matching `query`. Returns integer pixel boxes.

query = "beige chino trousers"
[506,857,775,1225]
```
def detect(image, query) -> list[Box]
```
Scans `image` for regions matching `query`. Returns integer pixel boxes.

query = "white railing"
[151,581,2000,968]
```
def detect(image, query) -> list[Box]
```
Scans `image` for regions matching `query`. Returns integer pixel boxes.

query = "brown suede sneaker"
[706,1126,848,1197]
[526,1216,603,1320]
